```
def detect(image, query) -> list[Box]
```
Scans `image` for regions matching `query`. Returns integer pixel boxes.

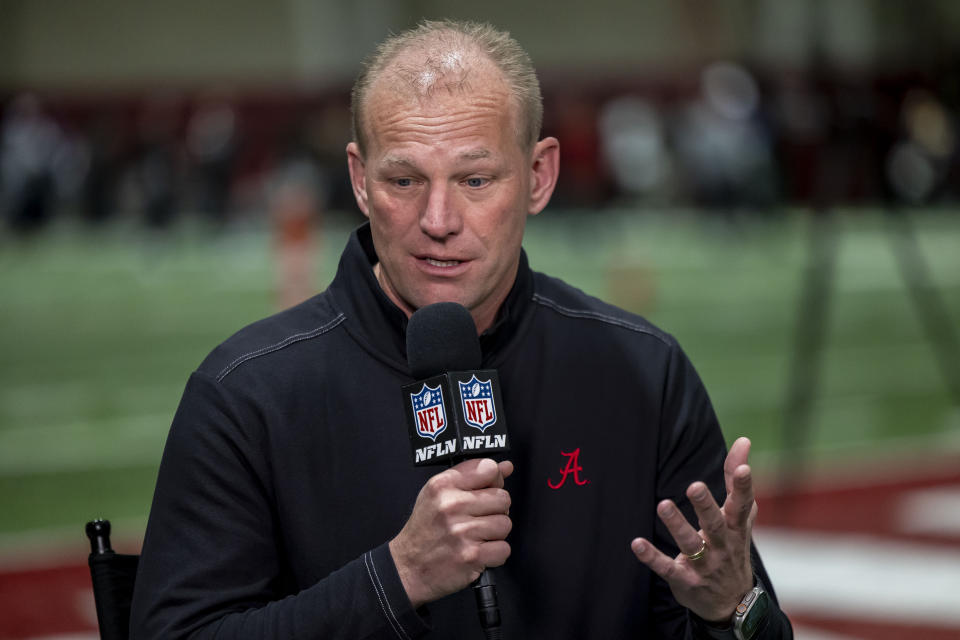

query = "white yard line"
[755,527,960,626]
[897,485,960,537]
[4,524,960,637]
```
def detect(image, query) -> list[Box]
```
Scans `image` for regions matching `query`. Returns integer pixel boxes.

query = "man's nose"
[419,182,462,239]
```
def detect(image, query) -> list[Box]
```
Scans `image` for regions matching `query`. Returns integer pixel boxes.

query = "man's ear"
[528,137,560,216]
[346,141,370,217]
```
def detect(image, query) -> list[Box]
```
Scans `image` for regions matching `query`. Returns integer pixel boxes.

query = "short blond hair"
[351,19,543,154]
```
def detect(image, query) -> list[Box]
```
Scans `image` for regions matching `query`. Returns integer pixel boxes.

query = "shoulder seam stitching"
[531,293,671,345]
[215,313,346,382]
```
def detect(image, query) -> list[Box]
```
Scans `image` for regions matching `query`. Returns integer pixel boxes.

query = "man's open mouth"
[424,258,461,267]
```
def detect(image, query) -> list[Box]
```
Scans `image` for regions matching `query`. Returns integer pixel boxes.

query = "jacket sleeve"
[650,343,793,639]
[129,371,430,639]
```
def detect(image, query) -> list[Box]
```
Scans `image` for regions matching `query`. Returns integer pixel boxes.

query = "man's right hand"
[389,458,513,608]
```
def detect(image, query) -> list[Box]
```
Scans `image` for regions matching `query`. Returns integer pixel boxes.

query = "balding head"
[351,20,543,156]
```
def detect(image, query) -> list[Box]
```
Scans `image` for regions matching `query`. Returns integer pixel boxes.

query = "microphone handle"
[473,568,503,639]
[447,458,504,637]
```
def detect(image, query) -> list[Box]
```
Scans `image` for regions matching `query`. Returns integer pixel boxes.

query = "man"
[131,20,793,639]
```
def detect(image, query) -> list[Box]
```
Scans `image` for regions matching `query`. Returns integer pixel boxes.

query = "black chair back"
[86,519,139,640]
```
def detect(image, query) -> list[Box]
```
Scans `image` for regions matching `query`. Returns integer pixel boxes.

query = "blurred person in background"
[268,118,326,310]
[135,93,183,230]
[131,20,793,639]
[886,88,957,204]
[599,96,672,205]
[1,93,65,234]
[673,62,778,216]
[186,91,240,225]
[79,112,124,226]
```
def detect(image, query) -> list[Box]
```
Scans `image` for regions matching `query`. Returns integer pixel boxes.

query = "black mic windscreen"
[406,302,481,378]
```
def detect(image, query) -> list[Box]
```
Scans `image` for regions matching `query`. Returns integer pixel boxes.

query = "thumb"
[454,458,504,490]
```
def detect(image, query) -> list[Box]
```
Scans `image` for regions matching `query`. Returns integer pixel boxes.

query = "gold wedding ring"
[685,538,707,561]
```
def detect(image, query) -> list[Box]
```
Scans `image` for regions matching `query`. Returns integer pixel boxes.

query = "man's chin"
[412,294,471,312]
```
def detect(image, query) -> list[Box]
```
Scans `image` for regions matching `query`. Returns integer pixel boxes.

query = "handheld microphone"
[402,302,509,466]
[402,302,508,638]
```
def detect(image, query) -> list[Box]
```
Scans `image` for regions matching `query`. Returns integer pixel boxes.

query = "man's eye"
[394,178,413,187]
[465,177,488,188]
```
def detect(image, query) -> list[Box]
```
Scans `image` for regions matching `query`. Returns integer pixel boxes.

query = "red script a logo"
[547,448,590,489]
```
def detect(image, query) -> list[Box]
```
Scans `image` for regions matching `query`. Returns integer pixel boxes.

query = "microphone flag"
[402,370,509,466]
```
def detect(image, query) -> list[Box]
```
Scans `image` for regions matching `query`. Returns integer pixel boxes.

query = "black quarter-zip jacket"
[130,223,792,639]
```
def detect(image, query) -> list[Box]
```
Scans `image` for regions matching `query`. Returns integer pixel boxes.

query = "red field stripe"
[790,611,960,640]
[0,563,97,637]
[757,468,960,545]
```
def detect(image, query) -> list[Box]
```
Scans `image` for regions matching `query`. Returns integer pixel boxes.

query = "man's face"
[347,69,558,333]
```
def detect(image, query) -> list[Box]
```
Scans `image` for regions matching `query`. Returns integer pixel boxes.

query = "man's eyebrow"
[381,155,418,169]
[459,149,491,161]
[379,149,493,169]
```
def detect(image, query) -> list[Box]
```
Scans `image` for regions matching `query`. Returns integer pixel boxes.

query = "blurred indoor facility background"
[1,1,959,638]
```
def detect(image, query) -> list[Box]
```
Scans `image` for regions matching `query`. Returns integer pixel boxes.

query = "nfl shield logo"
[458,375,497,432]
[410,383,447,441]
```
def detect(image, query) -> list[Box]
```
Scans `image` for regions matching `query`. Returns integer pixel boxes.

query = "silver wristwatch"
[732,585,770,640]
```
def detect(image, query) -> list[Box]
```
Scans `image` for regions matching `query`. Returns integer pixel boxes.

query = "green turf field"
[1,208,958,542]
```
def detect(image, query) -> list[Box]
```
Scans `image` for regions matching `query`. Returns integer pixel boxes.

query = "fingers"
[656,499,704,556]
[723,464,756,531]
[391,460,514,607]
[431,459,512,519]
[454,513,513,543]
[722,438,756,531]
[454,487,511,517]
[631,537,682,582]
[687,482,726,541]
[723,437,751,495]
[630,439,760,622]
[477,540,512,568]
[451,458,512,491]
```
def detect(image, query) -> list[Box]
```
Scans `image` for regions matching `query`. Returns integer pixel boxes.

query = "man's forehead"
[369,85,508,117]
[359,51,523,159]
[363,84,517,155]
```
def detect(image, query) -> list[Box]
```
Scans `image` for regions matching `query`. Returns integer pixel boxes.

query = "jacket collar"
[327,223,535,375]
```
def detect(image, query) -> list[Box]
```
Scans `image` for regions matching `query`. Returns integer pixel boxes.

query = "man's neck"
[371,261,503,336]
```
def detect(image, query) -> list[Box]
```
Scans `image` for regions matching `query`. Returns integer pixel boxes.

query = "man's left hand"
[630,436,757,622]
